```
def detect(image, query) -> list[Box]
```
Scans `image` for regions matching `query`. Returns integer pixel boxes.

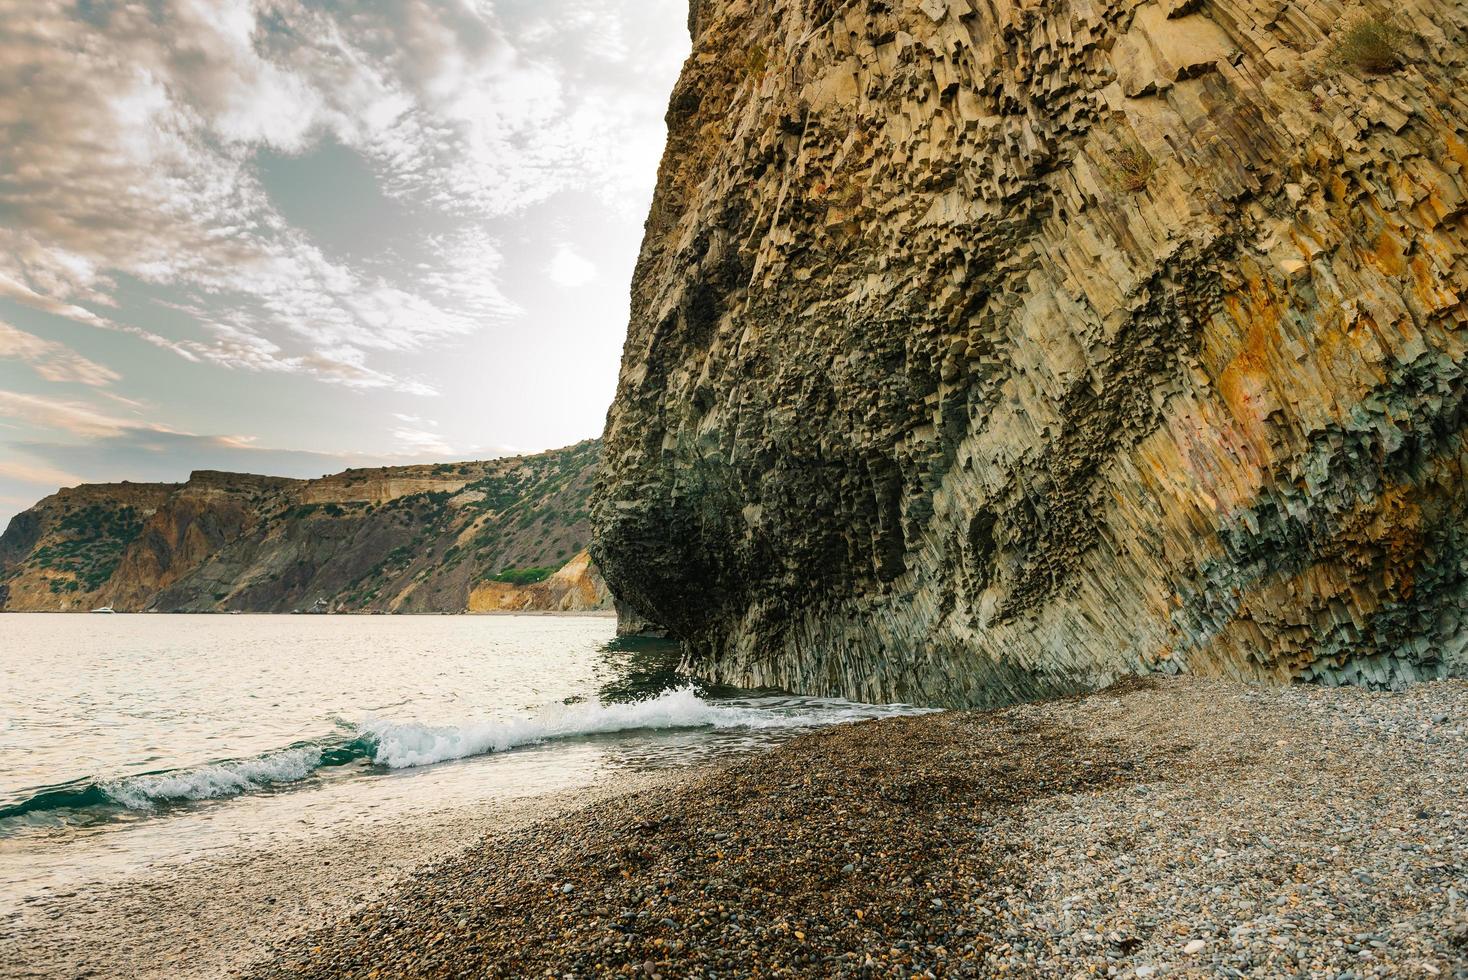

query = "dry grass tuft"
[1111,145,1157,193]
[1330,14,1410,74]
[743,45,768,77]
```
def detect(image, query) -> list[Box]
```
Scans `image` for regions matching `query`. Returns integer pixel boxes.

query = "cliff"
[467,551,611,613]
[0,441,610,614]
[592,0,1468,705]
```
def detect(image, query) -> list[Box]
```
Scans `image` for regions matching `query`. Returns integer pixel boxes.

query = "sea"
[0,614,930,911]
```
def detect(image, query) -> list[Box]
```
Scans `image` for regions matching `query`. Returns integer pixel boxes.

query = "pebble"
[249,678,1468,979]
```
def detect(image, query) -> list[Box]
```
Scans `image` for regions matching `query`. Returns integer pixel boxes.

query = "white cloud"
[0,387,454,483]
[547,244,599,288]
[0,274,113,327]
[391,425,454,455]
[0,459,84,488]
[0,0,688,507]
[0,390,152,439]
[0,321,120,387]
[0,0,606,395]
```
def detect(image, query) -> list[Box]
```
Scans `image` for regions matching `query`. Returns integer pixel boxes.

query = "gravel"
[0,778,676,979]
[253,676,1468,978]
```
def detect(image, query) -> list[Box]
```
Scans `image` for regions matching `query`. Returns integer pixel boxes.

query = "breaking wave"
[358,686,928,768]
[0,687,934,822]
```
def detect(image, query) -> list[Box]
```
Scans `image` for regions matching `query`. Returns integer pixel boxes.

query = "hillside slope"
[0,441,609,614]
[593,0,1468,705]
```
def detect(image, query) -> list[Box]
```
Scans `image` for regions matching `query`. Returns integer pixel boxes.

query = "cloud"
[11,423,505,490]
[0,0,687,534]
[0,0,684,398]
[0,387,496,484]
[547,244,599,288]
[0,459,84,488]
[0,388,350,474]
[391,425,454,455]
[11,429,367,489]
[0,272,206,362]
[0,2,498,393]
[0,321,121,386]
[0,390,152,439]
[0,273,113,327]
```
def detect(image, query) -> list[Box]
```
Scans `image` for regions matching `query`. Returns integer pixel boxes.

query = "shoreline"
[251,676,1467,978]
[6,677,1466,978]
[0,774,680,980]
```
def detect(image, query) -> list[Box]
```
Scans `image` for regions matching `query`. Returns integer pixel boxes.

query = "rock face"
[468,551,611,613]
[593,0,1468,705]
[1,441,610,614]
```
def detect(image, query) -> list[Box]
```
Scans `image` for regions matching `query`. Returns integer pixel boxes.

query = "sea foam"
[3,688,933,818]
[359,686,927,768]
[102,746,326,809]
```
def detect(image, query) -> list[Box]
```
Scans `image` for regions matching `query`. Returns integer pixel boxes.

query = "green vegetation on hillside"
[29,504,145,592]
[487,567,557,586]
[1,438,605,613]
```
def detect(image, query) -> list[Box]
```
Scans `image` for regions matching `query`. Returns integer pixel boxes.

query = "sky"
[0,0,690,527]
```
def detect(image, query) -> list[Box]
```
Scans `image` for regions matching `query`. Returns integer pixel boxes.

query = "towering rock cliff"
[592,0,1468,705]
[1,441,610,614]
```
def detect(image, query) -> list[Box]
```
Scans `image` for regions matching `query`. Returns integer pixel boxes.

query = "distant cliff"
[593,0,1468,705]
[0,440,610,614]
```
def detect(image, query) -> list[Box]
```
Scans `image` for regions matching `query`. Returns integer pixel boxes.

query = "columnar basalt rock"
[592,0,1468,705]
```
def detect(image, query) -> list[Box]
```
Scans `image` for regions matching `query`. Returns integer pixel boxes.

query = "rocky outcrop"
[103,473,299,611]
[593,0,1468,705]
[468,550,611,612]
[0,483,172,610]
[1,441,611,614]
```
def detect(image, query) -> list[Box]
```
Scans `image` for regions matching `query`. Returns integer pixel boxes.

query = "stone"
[1113,4,1233,97]
[592,0,1468,706]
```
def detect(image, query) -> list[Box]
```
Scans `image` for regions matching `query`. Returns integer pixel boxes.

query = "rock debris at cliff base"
[593,0,1468,704]
[255,677,1468,978]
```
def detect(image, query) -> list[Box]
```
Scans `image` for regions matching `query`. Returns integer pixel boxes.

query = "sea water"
[0,614,930,907]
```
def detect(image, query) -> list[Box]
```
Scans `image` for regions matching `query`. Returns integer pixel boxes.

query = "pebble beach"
[248,676,1468,979]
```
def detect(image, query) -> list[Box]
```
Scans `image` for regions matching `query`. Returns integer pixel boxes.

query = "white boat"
[90,606,115,614]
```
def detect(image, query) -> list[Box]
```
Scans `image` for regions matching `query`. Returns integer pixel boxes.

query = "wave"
[0,688,934,821]
[102,745,327,809]
[358,686,928,768]
[0,743,364,821]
